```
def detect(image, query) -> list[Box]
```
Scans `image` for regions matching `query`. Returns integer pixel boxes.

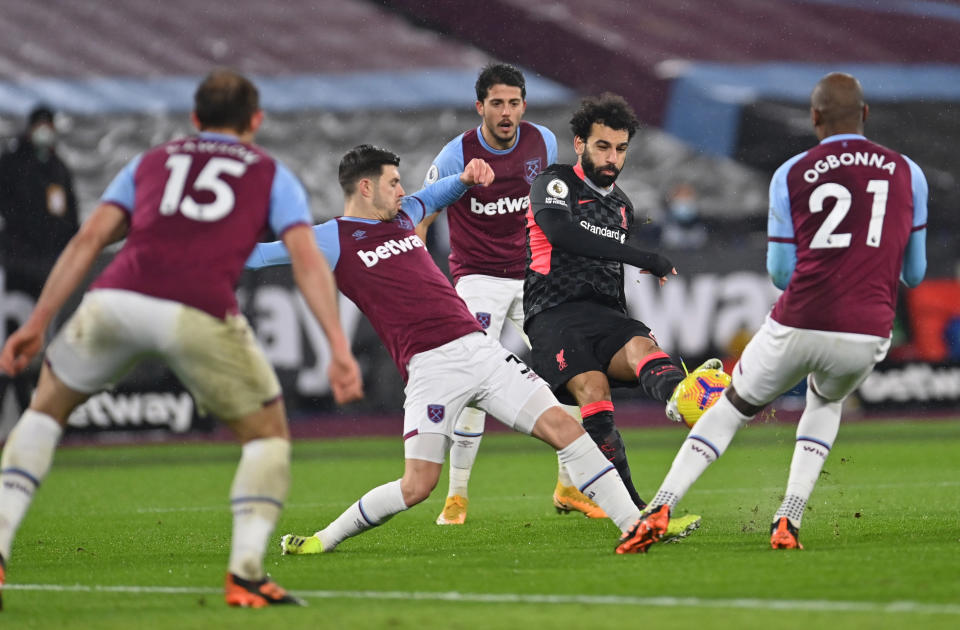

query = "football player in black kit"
[524,93,723,522]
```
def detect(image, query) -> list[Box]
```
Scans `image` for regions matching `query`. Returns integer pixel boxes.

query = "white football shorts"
[402,331,559,463]
[733,315,891,406]
[455,274,528,346]
[46,289,281,420]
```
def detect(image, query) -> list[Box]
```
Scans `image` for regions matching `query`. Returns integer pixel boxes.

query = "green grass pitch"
[2,418,958,629]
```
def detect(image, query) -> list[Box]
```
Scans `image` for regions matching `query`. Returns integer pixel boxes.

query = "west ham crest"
[427,404,445,423]
[524,157,542,184]
[475,312,491,330]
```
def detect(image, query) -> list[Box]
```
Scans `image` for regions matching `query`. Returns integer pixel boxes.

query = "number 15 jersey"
[768,133,927,337]
[92,132,311,319]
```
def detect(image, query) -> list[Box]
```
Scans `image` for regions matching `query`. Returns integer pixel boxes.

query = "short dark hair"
[475,62,526,102]
[338,144,401,196]
[193,69,260,133]
[28,105,55,128]
[569,93,640,141]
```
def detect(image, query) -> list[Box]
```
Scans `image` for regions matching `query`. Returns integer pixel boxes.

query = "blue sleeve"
[766,153,805,289]
[100,154,143,213]
[767,153,804,241]
[405,174,469,226]
[900,156,928,288]
[423,135,465,187]
[245,220,340,270]
[767,242,797,290]
[268,161,312,236]
[531,123,559,165]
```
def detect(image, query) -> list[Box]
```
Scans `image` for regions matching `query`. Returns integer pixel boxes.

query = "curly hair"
[569,93,640,141]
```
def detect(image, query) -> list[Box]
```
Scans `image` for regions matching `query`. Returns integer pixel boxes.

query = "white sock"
[557,433,640,532]
[447,407,485,497]
[774,388,842,528]
[0,410,63,560]
[649,394,751,510]
[556,404,581,486]
[227,438,290,581]
[318,479,407,551]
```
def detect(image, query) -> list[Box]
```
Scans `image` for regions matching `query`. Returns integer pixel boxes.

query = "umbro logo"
[352,229,367,240]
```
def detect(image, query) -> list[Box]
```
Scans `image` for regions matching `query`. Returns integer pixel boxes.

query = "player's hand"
[328,351,364,405]
[0,323,44,376]
[637,267,678,287]
[460,158,495,187]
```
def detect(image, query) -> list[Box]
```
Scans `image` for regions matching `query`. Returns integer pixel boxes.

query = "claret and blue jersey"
[247,174,482,381]
[426,121,558,281]
[766,133,928,337]
[93,131,311,319]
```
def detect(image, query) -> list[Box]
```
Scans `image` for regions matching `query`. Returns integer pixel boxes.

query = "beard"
[581,150,620,188]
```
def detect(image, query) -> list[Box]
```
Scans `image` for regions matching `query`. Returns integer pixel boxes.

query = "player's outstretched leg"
[436,407,485,525]
[281,478,409,555]
[282,454,440,554]
[616,390,751,553]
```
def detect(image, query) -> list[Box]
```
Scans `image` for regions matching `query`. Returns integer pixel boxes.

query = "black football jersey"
[523,163,635,324]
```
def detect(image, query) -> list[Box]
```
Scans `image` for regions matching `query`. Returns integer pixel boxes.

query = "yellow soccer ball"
[674,369,731,428]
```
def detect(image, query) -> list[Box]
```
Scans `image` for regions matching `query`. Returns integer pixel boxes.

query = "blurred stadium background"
[1,0,959,441]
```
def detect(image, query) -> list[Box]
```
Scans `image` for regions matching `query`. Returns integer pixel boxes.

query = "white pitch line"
[5,584,960,616]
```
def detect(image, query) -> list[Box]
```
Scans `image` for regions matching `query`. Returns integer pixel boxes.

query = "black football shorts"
[526,300,653,404]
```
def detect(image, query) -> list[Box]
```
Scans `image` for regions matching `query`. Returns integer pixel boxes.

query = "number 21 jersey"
[768,134,927,337]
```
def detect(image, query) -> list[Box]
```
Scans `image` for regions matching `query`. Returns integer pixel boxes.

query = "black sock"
[636,351,684,402]
[581,404,647,510]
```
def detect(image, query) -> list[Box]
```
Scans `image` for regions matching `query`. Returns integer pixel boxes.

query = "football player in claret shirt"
[617,72,927,554]
[0,70,362,609]
[417,63,605,525]
[246,145,650,555]
[525,93,725,536]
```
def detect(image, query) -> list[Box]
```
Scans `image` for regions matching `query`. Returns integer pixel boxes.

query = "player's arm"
[414,211,440,244]
[414,136,467,240]
[900,157,928,288]
[281,224,363,404]
[529,174,675,281]
[405,159,494,225]
[0,202,128,375]
[766,158,799,290]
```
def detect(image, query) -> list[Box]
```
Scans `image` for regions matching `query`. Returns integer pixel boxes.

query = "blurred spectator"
[661,182,707,250]
[0,105,79,413]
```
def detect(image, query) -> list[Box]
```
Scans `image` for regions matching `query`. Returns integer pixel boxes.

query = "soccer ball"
[673,369,731,428]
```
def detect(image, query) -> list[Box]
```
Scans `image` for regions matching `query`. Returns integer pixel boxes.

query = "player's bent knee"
[226,398,290,443]
[531,406,586,450]
[401,458,443,505]
[726,385,764,417]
